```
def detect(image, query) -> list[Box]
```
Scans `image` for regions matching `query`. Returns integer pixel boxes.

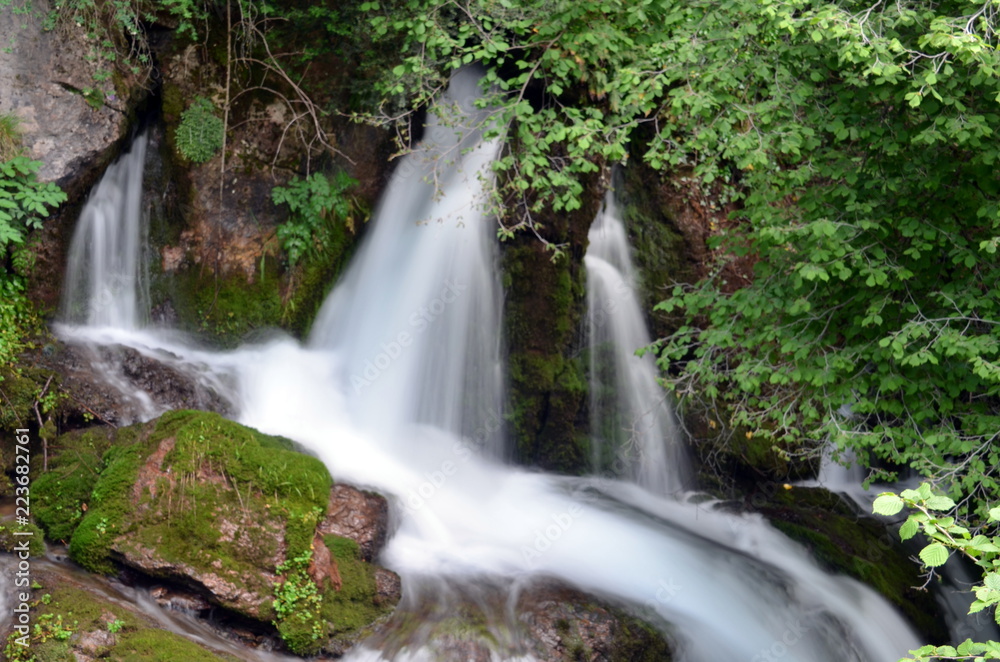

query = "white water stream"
[53,69,924,661]
[62,132,150,330]
[585,189,687,495]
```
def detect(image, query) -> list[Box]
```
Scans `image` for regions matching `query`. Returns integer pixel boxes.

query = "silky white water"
[61,132,150,330]
[55,69,924,661]
[585,190,687,495]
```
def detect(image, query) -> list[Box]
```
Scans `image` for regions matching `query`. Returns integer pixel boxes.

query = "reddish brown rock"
[318,484,390,562]
[308,534,342,591]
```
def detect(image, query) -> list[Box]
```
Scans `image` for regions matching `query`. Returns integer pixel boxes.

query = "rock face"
[0,1,141,188]
[502,166,605,475]
[517,584,673,661]
[741,484,949,642]
[37,341,234,426]
[31,411,400,656]
[319,483,391,562]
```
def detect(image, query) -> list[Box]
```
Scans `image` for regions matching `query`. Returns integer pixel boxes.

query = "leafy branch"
[875,485,1000,662]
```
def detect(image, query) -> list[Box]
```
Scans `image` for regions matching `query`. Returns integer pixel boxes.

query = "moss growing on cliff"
[165,267,285,347]
[503,241,589,474]
[753,485,948,641]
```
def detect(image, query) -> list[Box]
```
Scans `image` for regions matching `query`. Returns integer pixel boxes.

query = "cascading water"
[57,69,928,661]
[308,68,505,455]
[61,132,150,330]
[585,188,686,495]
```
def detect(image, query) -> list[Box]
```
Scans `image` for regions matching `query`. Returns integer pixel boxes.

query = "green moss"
[321,534,394,640]
[165,267,285,348]
[607,608,673,662]
[503,242,590,474]
[756,486,947,641]
[56,411,330,583]
[8,583,240,662]
[0,366,57,432]
[0,521,45,556]
[281,215,359,337]
[69,442,147,574]
[33,427,114,542]
[161,83,185,121]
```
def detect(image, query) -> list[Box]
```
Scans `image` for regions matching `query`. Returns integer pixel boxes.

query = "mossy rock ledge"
[3,568,245,662]
[744,484,949,643]
[31,410,400,656]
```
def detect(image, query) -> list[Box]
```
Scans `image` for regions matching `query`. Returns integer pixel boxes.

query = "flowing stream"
[53,69,926,661]
[585,188,687,495]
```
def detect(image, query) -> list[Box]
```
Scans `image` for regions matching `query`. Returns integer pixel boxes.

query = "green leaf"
[899,517,919,541]
[873,494,904,516]
[919,543,949,568]
[925,495,956,511]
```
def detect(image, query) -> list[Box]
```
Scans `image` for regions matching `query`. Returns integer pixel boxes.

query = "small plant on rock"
[175,97,224,164]
[272,550,325,654]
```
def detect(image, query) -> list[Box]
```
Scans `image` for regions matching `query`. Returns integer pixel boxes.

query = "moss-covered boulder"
[30,410,400,655]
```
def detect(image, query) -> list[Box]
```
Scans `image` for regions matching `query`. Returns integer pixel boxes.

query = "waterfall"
[585,189,686,494]
[308,66,505,457]
[56,70,925,661]
[61,132,150,330]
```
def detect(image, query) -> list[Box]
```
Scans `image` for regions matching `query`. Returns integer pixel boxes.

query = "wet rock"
[743,484,949,642]
[112,541,277,619]
[149,585,212,613]
[361,579,672,661]
[20,567,242,661]
[0,1,143,188]
[319,484,390,562]
[373,567,403,607]
[33,411,400,656]
[502,164,604,475]
[38,341,233,425]
[75,628,116,656]
[517,583,672,661]
[309,534,343,591]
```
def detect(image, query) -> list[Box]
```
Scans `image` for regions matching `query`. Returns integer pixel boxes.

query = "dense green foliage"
[175,96,224,163]
[0,116,64,431]
[272,170,359,267]
[357,0,1000,514]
